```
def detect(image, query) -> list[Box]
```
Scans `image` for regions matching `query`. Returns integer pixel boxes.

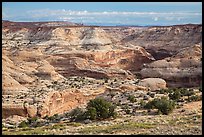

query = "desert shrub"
[155,89,171,94]
[123,104,131,114]
[26,117,45,127]
[168,90,181,101]
[156,97,175,115]
[144,97,175,115]
[108,91,116,98]
[43,115,49,120]
[69,98,117,121]
[144,99,156,110]
[45,114,59,121]
[157,88,195,99]
[86,97,117,120]
[135,73,142,79]
[179,88,195,97]
[125,108,131,114]
[147,92,155,98]
[69,107,86,122]
[139,100,147,109]
[127,95,137,103]
[104,79,108,83]
[149,93,155,98]
[18,121,29,128]
[199,84,202,92]
[108,105,117,118]
[156,89,165,94]
[27,117,38,124]
[85,107,97,120]
[116,102,121,106]
[188,95,202,102]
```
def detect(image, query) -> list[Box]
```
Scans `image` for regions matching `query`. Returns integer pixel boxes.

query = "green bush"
[44,114,59,121]
[144,97,175,115]
[86,97,117,120]
[156,98,175,115]
[69,98,117,121]
[168,90,181,101]
[85,107,97,120]
[147,92,155,98]
[156,89,165,94]
[188,95,202,102]
[127,95,137,103]
[123,104,131,114]
[43,115,49,120]
[18,121,29,128]
[109,105,117,118]
[27,117,38,124]
[144,100,155,110]
[69,107,86,122]
[139,100,147,109]
[199,84,202,92]
[179,88,195,97]
[125,109,131,114]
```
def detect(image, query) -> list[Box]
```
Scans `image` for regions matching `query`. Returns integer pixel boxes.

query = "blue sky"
[2,2,202,26]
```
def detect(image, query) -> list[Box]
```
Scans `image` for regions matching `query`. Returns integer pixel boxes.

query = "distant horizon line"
[2,19,202,27]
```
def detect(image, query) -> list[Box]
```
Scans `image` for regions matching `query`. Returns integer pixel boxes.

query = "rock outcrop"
[47,47,154,79]
[140,44,202,87]
[120,24,202,60]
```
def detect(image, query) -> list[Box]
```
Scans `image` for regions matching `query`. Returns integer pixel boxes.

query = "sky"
[2,2,202,26]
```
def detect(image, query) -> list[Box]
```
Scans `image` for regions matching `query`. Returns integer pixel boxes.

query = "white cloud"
[154,17,159,21]
[165,17,174,21]
[26,9,202,17]
[3,9,202,25]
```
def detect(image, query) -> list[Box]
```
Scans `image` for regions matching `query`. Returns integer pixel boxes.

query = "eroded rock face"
[37,90,95,117]
[140,44,202,87]
[121,24,202,60]
[47,47,154,79]
[2,49,63,95]
[2,84,112,118]
[2,105,28,119]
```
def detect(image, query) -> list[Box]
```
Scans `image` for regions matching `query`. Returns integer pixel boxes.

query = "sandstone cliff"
[140,44,202,87]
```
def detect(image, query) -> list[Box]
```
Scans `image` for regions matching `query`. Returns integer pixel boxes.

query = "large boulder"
[138,78,167,91]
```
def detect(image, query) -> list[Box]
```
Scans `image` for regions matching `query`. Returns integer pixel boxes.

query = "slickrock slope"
[140,44,202,87]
